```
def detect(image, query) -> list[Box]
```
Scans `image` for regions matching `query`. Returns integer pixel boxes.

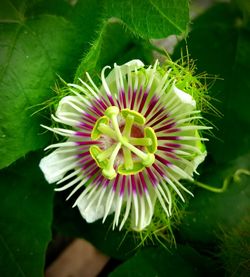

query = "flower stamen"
[102,142,121,180]
[90,106,158,180]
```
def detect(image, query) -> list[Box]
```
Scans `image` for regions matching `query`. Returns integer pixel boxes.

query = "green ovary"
[89,106,158,180]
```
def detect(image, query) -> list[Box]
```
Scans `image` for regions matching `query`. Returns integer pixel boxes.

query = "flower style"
[39,59,209,231]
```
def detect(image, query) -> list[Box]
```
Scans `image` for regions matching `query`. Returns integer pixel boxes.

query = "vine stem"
[192,168,250,193]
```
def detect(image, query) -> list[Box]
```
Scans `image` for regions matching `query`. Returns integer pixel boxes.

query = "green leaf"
[74,21,132,81]
[0,0,98,169]
[0,0,23,22]
[105,0,189,39]
[74,20,153,81]
[28,0,103,43]
[75,0,188,81]
[180,153,250,243]
[109,245,218,276]
[177,3,250,163]
[0,152,54,277]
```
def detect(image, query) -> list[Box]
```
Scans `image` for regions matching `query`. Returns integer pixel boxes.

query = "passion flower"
[39,60,209,231]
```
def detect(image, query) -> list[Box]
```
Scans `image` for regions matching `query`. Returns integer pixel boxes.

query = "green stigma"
[90,106,158,180]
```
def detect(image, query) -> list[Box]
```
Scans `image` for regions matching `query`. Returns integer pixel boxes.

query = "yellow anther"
[118,162,144,175]
[121,109,146,125]
[89,145,107,169]
[91,116,109,140]
[105,106,119,118]
[144,127,157,153]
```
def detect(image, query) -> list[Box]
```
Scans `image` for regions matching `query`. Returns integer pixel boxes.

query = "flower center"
[89,106,158,180]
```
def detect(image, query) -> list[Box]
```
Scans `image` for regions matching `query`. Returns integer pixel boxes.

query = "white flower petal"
[166,85,196,116]
[101,59,145,93]
[131,189,157,231]
[125,59,145,68]
[39,148,76,184]
[173,86,196,107]
[186,149,207,177]
[77,187,117,223]
[56,96,84,117]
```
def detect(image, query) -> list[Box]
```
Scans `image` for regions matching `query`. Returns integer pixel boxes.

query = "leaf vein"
[0,24,22,82]
[0,233,26,277]
[148,0,183,33]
